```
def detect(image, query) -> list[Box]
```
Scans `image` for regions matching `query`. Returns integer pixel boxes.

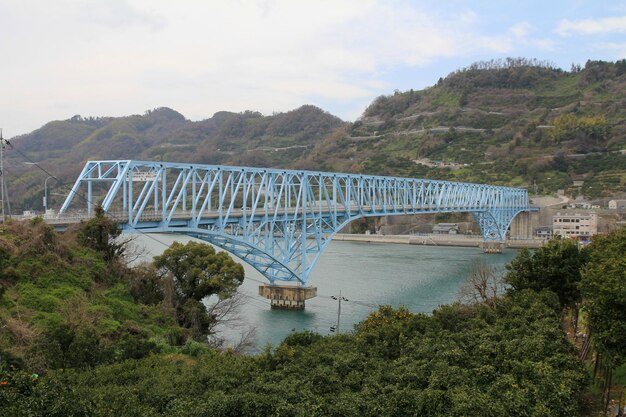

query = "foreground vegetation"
[2,292,587,416]
[1,218,625,416]
[0,212,245,373]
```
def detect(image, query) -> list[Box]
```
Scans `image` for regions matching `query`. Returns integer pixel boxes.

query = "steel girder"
[59,160,533,285]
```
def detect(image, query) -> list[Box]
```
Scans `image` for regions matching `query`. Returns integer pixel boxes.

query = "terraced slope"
[300,59,625,198]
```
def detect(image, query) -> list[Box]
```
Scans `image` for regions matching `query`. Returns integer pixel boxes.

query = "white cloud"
[556,15,626,36]
[595,42,626,59]
[510,22,533,38]
[0,0,562,134]
[492,22,556,53]
[610,3,626,13]
[533,38,557,51]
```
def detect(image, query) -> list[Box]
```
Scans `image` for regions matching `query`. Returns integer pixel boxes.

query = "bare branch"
[457,259,504,308]
[231,326,258,355]
[116,234,148,266]
[204,291,257,352]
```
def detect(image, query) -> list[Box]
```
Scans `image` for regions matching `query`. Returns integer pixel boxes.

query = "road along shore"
[333,233,545,249]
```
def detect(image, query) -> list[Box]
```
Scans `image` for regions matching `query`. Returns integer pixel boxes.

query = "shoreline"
[333,233,545,249]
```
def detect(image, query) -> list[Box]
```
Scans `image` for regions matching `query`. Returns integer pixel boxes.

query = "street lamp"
[44,175,58,213]
[22,163,58,213]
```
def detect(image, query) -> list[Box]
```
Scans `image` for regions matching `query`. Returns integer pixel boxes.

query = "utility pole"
[0,128,4,222]
[330,291,348,333]
[44,175,58,213]
[0,129,10,223]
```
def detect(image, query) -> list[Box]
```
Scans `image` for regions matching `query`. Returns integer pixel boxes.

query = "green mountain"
[301,58,626,198]
[8,58,626,212]
[10,105,344,210]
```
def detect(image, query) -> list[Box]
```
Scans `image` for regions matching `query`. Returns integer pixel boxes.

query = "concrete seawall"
[333,233,545,249]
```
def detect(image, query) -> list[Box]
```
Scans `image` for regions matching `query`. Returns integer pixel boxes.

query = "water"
[130,234,517,351]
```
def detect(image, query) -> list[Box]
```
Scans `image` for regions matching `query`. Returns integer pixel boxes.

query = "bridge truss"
[59,160,532,286]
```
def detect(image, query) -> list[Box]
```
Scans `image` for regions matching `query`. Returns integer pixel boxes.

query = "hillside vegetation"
[301,59,626,197]
[0,215,244,372]
[1,220,625,415]
[3,285,590,416]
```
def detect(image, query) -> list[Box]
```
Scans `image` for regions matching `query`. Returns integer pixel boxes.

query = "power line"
[11,145,58,180]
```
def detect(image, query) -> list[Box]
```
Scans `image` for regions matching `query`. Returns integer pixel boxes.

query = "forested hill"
[301,58,626,198]
[10,105,344,210]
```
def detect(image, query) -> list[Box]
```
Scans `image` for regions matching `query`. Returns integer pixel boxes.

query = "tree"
[504,238,588,309]
[458,258,503,308]
[579,227,626,404]
[129,263,164,305]
[77,205,125,263]
[549,114,610,147]
[154,241,244,302]
[153,241,245,340]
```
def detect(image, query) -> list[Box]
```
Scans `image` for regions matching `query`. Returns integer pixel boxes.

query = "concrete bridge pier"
[259,285,317,310]
[509,211,536,239]
[480,241,504,253]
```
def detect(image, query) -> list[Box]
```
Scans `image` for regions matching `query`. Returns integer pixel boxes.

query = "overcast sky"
[1,0,625,136]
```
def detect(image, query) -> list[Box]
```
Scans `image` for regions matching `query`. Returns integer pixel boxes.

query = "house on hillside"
[569,196,592,209]
[534,226,553,239]
[433,223,460,235]
[608,199,626,209]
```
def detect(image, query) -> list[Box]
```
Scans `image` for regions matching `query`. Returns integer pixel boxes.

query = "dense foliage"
[153,241,245,340]
[0,218,243,373]
[1,292,587,416]
[5,222,626,415]
[580,227,626,367]
[549,114,610,145]
[504,238,588,309]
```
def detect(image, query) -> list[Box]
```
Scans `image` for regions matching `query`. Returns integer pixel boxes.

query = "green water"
[134,235,517,351]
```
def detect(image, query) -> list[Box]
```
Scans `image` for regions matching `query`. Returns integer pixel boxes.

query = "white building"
[569,196,592,209]
[553,212,597,238]
[608,200,626,209]
[534,226,553,239]
[432,223,460,235]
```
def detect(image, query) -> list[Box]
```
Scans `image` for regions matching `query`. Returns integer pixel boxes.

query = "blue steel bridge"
[57,160,533,288]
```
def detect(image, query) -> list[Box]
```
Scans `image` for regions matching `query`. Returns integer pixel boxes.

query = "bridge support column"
[480,241,505,253]
[259,285,317,310]
[509,211,533,239]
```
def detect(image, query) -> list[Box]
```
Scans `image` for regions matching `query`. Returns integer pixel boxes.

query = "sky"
[1,0,625,136]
